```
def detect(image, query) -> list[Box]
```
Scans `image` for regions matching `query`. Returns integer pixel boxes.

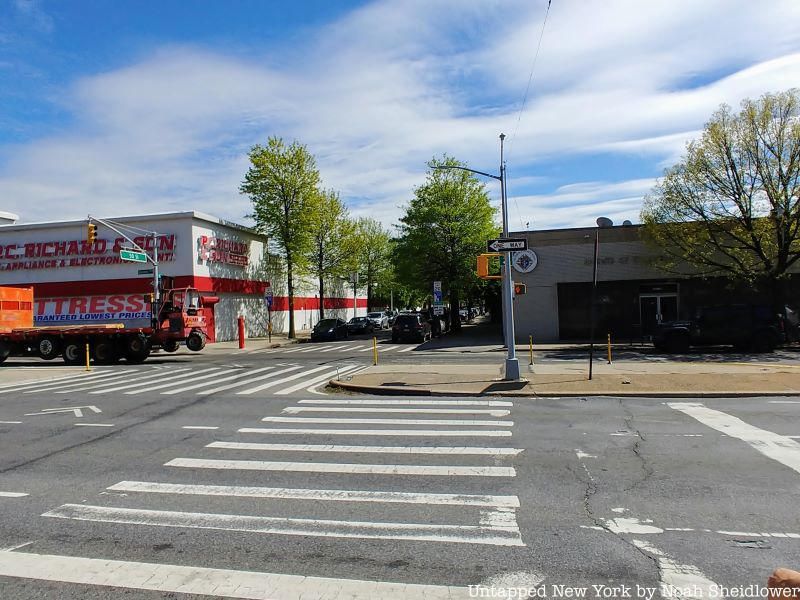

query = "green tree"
[394,156,498,332]
[241,137,319,338]
[306,189,357,320]
[641,90,800,306]
[354,217,393,311]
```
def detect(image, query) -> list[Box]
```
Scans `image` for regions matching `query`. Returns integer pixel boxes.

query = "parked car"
[386,310,398,325]
[347,316,374,334]
[654,304,786,353]
[391,313,432,343]
[311,318,349,342]
[366,311,389,329]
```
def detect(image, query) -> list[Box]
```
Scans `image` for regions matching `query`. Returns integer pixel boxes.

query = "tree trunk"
[287,252,295,339]
[367,282,372,312]
[450,288,461,333]
[318,273,325,320]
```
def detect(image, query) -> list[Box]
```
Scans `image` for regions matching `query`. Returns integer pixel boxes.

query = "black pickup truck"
[653,304,786,353]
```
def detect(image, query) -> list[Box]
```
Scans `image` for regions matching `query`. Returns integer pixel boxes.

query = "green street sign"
[120,249,148,263]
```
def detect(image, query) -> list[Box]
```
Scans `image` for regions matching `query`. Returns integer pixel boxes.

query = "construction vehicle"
[0,285,218,365]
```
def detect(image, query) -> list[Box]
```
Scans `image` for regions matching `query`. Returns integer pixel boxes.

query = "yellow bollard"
[372,336,378,366]
[529,335,534,366]
[607,333,612,364]
[85,342,91,371]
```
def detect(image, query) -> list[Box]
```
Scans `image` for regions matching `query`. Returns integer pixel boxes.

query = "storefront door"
[640,294,678,337]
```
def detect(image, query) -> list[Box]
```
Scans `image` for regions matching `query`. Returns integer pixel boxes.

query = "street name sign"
[120,249,148,263]
[138,268,154,275]
[487,238,528,252]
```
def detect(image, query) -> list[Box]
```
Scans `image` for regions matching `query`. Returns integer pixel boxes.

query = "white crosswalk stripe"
[273,365,362,396]
[236,365,336,395]
[0,371,118,392]
[160,366,277,395]
[282,407,512,416]
[239,427,513,436]
[3,371,124,394]
[298,399,514,406]
[207,441,524,456]
[378,345,400,352]
[396,345,416,352]
[319,344,358,353]
[261,416,515,427]
[196,364,304,395]
[89,367,195,394]
[124,367,239,395]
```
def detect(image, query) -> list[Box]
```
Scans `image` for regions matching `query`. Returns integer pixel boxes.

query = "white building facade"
[0,211,366,342]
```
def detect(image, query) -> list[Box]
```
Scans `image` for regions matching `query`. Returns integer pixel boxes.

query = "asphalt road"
[0,345,798,598]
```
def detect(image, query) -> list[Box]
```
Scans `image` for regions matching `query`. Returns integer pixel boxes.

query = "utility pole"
[499,134,520,380]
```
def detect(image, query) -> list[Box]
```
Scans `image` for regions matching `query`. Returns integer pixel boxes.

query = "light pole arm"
[432,165,501,181]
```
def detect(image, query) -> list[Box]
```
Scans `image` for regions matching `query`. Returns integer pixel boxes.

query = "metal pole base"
[504,358,521,381]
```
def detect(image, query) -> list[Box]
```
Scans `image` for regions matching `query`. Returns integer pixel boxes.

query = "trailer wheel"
[62,342,83,365]
[186,332,206,352]
[163,340,180,353]
[38,336,61,361]
[125,335,150,364]
[93,340,119,365]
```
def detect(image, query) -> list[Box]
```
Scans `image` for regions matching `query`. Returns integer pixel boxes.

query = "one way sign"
[487,238,528,252]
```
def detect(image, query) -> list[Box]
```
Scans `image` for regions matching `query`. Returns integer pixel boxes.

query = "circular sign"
[512,249,538,273]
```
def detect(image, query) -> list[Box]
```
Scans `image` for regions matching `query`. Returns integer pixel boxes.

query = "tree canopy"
[394,156,498,331]
[641,90,800,301]
[241,137,320,338]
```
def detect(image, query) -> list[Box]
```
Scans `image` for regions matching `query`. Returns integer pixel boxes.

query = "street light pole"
[432,134,520,380]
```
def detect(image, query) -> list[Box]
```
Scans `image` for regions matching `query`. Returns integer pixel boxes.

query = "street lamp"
[588,217,613,380]
[433,134,521,380]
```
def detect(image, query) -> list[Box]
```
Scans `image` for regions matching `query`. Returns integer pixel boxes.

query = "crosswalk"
[26,397,525,596]
[0,363,365,397]
[246,342,422,355]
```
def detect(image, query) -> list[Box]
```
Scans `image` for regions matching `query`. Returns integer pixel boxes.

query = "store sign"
[198,235,249,267]
[33,294,152,325]
[0,235,176,272]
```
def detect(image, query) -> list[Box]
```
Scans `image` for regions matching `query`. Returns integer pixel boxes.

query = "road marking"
[239,428,512,437]
[261,416,514,427]
[160,367,276,395]
[25,405,102,418]
[182,426,219,430]
[236,365,337,395]
[282,407,512,416]
[396,345,416,352]
[88,368,194,394]
[273,365,363,396]
[297,399,513,406]
[43,504,524,546]
[281,346,311,354]
[0,492,28,498]
[632,540,719,599]
[0,421,22,424]
[668,402,800,474]
[320,344,358,353]
[338,344,368,352]
[330,344,359,353]
[108,480,521,507]
[378,345,400,352]
[11,372,123,394]
[207,441,523,455]
[166,457,516,477]
[34,371,135,393]
[769,400,800,404]
[197,365,304,395]
[358,345,376,352]
[295,345,328,353]
[0,373,88,390]
[575,450,597,459]
[74,423,115,427]
[125,368,240,394]
[0,549,475,598]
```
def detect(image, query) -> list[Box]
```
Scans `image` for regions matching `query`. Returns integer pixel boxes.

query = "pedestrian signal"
[513,283,527,295]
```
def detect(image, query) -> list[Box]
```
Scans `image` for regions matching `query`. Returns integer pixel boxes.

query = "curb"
[327,379,800,399]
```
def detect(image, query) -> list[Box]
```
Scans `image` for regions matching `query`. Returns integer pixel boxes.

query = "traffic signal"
[87,223,97,243]
[513,283,527,295]
[476,253,502,280]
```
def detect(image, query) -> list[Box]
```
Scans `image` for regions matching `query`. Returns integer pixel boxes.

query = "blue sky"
[1,0,799,231]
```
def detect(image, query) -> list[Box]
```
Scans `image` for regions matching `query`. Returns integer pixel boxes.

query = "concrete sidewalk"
[330,360,800,397]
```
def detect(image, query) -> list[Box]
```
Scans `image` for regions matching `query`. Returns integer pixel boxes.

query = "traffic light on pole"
[476,253,502,280]
[87,222,97,243]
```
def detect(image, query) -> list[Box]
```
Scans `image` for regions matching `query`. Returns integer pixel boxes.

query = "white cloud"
[0,0,799,229]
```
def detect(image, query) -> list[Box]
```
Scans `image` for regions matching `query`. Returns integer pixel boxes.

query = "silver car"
[366,311,389,329]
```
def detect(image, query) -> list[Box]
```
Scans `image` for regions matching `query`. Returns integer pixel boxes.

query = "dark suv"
[654,304,786,353]
[391,313,432,343]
